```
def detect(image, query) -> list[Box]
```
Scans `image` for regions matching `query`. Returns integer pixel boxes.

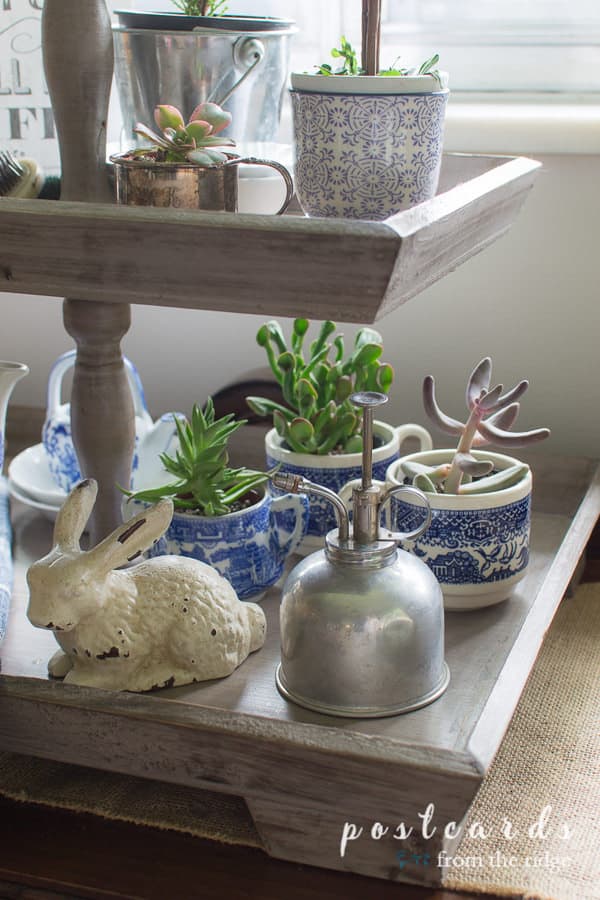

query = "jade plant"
[403,358,550,495]
[171,1,228,15]
[125,399,268,516]
[246,319,394,455]
[132,102,236,167]
[316,37,440,78]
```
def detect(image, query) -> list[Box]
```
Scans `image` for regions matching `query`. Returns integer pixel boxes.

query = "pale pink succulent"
[133,102,236,166]
[407,357,551,494]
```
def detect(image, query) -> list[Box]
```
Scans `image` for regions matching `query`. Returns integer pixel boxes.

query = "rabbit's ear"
[54,479,98,551]
[85,498,174,572]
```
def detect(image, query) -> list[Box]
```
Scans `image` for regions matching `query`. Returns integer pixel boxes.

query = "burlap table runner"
[1,582,598,899]
[443,580,600,900]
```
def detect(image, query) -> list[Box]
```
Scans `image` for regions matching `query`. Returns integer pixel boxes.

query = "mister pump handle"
[349,392,389,544]
[350,391,388,489]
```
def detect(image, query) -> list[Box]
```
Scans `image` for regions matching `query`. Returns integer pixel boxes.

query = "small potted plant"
[290,0,448,220]
[385,358,550,610]
[110,102,293,212]
[124,398,307,600]
[246,318,431,552]
[113,1,296,148]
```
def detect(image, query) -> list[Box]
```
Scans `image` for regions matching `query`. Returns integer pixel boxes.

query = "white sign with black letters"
[0,0,59,172]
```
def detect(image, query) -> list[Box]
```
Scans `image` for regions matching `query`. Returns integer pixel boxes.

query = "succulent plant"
[171,0,228,16]
[403,357,550,495]
[316,36,361,76]
[316,37,440,79]
[125,399,268,517]
[132,103,236,167]
[246,319,394,455]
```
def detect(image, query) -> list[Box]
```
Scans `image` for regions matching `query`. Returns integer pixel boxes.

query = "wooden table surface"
[0,796,491,900]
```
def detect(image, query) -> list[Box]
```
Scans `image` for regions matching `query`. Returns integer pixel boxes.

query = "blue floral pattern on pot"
[291,90,448,220]
[268,451,394,540]
[130,489,309,601]
[392,494,531,586]
[386,449,533,609]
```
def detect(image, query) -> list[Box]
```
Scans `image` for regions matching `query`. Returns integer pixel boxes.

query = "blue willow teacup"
[385,449,533,611]
[125,487,309,601]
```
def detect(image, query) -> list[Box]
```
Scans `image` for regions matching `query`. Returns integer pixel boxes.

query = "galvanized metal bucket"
[113,12,296,146]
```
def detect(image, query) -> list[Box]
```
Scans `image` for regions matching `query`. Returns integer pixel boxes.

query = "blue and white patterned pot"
[126,487,308,601]
[42,350,154,493]
[290,72,449,220]
[267,421,432,555]
[386,449,532,610]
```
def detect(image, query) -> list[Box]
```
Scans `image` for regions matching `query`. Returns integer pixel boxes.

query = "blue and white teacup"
[126,487,309,601]
[386,449,533,611]
[266,421,432,555]
[42,350,154,494]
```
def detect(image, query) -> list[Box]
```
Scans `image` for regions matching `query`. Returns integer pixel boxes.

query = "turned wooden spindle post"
[42,0,135,541]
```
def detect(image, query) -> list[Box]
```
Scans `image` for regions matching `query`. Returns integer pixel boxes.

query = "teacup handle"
[379,485,432,542]
[229,156,294,215]
[269,492,309,560]
[46,349,150,422]
[393,423,433,454]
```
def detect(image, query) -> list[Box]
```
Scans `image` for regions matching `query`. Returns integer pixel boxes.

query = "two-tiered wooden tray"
[2,4,595,887]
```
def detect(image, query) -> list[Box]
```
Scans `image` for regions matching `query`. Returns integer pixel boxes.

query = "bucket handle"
[207,37,265,108]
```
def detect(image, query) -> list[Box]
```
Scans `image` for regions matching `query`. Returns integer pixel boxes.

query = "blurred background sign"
[0,0,59,173]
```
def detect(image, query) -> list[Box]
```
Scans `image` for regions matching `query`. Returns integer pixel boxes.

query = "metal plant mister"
[273,393,450,718]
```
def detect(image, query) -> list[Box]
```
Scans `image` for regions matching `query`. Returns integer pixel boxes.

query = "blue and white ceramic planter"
[266,421,432,555]
[290,71,449,220]
[42,350,154,493]
[386,449,533,610]
[126,487,308,601]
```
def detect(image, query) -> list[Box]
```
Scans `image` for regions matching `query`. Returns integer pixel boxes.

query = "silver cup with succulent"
[110,102,293,213]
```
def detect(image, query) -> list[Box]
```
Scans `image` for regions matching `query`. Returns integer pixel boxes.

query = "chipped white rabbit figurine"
[27,479,267,692]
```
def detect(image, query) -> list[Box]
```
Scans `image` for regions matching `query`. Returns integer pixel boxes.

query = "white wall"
[2,150,598,457]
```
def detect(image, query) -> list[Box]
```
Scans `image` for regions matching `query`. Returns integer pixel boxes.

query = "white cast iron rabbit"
[27,479,267,691]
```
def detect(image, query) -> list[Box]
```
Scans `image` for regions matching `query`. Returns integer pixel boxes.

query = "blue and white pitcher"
[42,350,154,493]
